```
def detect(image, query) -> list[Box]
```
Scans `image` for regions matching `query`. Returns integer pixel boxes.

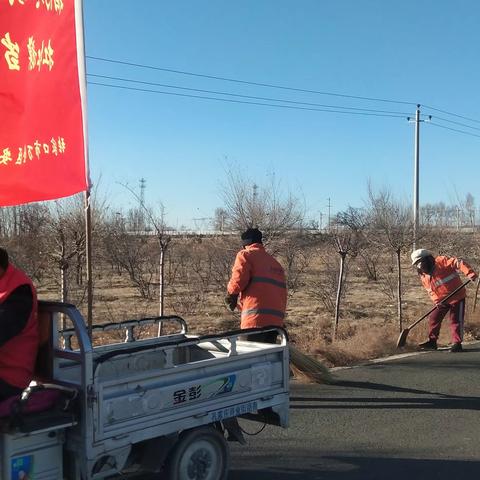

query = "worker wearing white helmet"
[411,248,477,352]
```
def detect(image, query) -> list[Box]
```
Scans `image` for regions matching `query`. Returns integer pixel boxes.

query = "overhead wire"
[86,55,416,106]
[86,56,480,136]
[429,122,480,139]
[422,104,480,125]
[425,115,480,132]
[87,81,408,118]
[87,73,412,116]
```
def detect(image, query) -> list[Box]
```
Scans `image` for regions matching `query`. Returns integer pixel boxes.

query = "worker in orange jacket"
[225,228,287,343]
[411,249,477,352]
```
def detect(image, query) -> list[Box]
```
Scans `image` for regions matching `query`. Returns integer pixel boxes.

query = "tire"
[165,426,230,480]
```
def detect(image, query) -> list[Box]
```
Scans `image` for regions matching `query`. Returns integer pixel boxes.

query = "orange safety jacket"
[227,243,287,329]
[0,264,38,389]
[419,255,477,305]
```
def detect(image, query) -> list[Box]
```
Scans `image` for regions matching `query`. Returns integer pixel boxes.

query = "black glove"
[225,293,239,312]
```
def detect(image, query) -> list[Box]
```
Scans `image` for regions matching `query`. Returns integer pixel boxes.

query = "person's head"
[0,248,8,278]
[411,248,435,275]
[241,228,262,247]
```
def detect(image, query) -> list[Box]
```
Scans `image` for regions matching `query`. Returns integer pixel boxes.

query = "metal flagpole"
[77,0,93,337]
[84,190,93,338]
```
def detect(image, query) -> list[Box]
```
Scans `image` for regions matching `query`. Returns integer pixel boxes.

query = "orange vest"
[0,264,38,389]
[227,244,287,329]
[419,255,476,304]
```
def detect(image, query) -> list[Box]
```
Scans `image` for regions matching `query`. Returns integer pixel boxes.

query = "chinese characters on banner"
[0,0,89,206]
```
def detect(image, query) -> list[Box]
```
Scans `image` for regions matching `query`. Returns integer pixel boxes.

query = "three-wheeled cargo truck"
[0,300,289,479]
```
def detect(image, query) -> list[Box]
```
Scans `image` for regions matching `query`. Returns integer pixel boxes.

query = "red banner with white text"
[0,0,89,206]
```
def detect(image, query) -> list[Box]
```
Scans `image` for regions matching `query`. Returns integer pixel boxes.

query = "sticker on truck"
[209,400,258,422]
[11,455,33,480]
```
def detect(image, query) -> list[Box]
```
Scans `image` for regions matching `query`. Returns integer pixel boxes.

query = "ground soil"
[36,252,480,369]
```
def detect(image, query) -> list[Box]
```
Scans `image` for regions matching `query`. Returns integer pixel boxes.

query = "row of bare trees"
[1,174,478,343]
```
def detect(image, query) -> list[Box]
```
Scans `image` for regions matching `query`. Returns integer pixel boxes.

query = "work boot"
[450,342,463,353]
[418,339,437,350]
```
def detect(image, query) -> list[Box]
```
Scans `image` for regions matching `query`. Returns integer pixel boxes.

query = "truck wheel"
[165,426,230,480]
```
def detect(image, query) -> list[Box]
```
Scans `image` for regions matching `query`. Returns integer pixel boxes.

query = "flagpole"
[84,190,93,338]
[77,0,93,337]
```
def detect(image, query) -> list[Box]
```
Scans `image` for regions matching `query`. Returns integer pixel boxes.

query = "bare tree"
[366,184,414,331]
[0,203,50,282]
[219,168,305,241]
[279,231,313,295]
[307,238,350,326]
[120,183,173,316]
[43,196,87,305]
[103,213,157,300]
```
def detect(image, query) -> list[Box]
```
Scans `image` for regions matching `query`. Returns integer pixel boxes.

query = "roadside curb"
[329,340,480,372]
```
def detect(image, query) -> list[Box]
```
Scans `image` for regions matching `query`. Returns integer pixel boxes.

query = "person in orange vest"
[411,248,477,352]
[225,228,287,343]
[0,248,38,401]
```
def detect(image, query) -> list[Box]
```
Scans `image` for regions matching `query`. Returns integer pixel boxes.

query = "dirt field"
[36,236,480,368]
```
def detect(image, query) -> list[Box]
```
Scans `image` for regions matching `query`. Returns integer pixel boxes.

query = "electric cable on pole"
[408,105,431,250]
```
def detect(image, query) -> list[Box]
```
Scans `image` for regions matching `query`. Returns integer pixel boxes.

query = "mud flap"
[222,417,246,445]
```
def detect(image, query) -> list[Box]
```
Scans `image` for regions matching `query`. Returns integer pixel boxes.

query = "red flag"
[0,0,89,206]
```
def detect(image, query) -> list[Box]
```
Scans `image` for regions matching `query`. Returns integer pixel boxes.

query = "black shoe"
[419,339,438,350]
[450,343,463,353]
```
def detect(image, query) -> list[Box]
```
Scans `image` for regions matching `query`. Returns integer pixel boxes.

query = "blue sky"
[83,1,480,229]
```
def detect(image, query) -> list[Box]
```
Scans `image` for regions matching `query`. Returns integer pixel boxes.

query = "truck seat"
[0,309,58,420]
[0,308,77,432]
[0,388,61,418]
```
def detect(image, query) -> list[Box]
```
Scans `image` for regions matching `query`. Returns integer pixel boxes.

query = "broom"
[396,279,471,348]
[289,345,334,384]
[223,300,332,383]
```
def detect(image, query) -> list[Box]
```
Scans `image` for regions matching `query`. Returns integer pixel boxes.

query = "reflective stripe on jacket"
[227,243,287,329]
[420,255,476,304]
[0,264,38,389]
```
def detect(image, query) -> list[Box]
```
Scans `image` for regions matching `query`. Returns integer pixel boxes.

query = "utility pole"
[408,105,431,250]
[327,198,331,232]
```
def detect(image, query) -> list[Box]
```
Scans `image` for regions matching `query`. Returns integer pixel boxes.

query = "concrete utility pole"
[412,105,420,250]
[327,198,331,232]
[408,105,431,250]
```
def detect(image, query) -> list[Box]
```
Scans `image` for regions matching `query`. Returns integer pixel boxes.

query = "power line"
[429,122,480,139]
[86,56,480,133]
[87,81,409,118]
[423,104,480,125]
[427,115,480,132]
[86,55,416,107]
[87,73,412,116]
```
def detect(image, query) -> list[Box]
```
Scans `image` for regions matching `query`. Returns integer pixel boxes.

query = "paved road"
[229,343,480,479]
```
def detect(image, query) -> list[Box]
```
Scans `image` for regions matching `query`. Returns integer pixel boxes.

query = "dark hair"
[0,248,9,270]
[241,228,262,246]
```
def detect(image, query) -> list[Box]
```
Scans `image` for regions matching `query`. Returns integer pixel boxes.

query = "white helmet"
[411,248,433,266]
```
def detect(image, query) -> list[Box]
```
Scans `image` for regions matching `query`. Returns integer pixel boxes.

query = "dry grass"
[36,245,480,371]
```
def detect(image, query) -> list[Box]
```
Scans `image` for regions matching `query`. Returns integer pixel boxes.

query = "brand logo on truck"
[172,374,237,406]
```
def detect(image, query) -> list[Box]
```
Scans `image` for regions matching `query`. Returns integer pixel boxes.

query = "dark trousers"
[0,378,22,402]
[429,299,465,344]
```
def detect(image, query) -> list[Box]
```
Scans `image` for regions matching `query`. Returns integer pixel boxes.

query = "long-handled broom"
[223,300,333,383]
[396,279,471,348]
[289,345,333,384]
